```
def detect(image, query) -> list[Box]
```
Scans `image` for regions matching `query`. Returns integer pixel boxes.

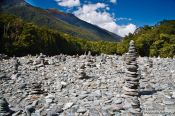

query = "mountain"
[0,13,119,56]
[117,20,175,58]
[0,0,121,41]
[47,8,121,41]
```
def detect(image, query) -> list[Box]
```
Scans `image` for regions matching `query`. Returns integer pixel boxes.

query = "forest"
[0,13,118,56]
[0,13,175,57]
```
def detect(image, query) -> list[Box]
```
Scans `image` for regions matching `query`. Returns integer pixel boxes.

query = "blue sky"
[25,0,175,37]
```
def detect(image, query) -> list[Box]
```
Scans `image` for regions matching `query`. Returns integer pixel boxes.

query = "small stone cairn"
[0,54,8,60]
[86,51,93,62]
[139,65,153,92]
[33,53,48,66]
[86,51,95,67]
[26,81,44,95]
[147,58,153,68]
[100,53,106,64]
[0,96,14,116]
[123,40,142,115]
[60,54,66,62]
[12,57,20,73]
[77,63,87,79]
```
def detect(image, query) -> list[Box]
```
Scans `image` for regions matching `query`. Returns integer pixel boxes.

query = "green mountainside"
[117,20,175,57]
[0,13,118,56]
[0,0,121,41]
[47,8,121,41]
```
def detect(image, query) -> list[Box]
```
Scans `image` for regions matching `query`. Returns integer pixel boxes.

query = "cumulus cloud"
[74,3,136,37]
[55,0,80,7]
[110,0,117,4]
[116,24,136,37]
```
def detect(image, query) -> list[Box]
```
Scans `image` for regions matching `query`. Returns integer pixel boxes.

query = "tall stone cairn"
[39,53,45,65]
[86,51,92,62]
[13,57,20,73]
[123,40,142,115]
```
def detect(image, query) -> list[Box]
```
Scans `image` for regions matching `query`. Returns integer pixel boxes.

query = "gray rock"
[91,90,102,99]
[0,73,7,80]
[63,102,74,110]
[77,107,86,113]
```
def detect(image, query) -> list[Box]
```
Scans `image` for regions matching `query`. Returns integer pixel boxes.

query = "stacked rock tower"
[123,40,142,115]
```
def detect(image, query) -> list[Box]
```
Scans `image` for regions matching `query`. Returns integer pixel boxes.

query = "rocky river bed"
[0,53,175,116]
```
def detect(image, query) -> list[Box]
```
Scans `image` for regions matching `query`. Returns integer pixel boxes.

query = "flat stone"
[127,65,138,72]
[125,76,139,81]
[61,81,67,87]
[79,94,88,99]
[91,90,102,98]
[113,98,123,104]
[124,91,139,96]
[45,98,53,104]
[77,107,86,113]
[63,102,74,110]
[47,104,63,115]
[123,86,138,92]
[87,95,94,101]
[164,99,175,105]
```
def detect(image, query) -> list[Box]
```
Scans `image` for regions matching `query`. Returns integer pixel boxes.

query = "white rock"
[11,74,18,80]
[63,102,74,110]
[172,92,175,99]
[61,81,67,86]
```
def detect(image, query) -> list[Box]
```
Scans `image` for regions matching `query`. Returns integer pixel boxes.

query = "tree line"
[1,13,175,57]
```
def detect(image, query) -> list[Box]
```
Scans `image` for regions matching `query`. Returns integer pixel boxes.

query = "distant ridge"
[47,8,121,41]
[0,0,122,41]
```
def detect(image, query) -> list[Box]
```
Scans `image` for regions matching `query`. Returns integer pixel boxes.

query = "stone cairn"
[0,54,8,60]
[77,63,87,79]
[86,51,95,67]
[123,40,142,115]
[139,65,152,92]
[147,58,153,68]
[100,53,106,64]
[26,81,44,95]
[86,51,92,62]
[60,54,66,62]
[0,96,14,116]
[40,53,47,65]
[12,57,20,73]
[33,53,45,65]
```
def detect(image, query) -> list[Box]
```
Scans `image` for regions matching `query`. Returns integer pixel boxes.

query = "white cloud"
[74,3,136,37]
[117,17,132,21]
[117,24,136,37]
[110,0,117,4]
[55,0,80,7]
